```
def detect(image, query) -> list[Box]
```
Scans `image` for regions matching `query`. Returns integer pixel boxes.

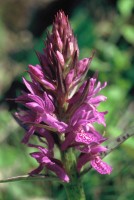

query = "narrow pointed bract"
[14,10,112,182]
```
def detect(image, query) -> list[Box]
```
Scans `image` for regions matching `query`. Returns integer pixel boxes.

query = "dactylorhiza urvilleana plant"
[1,11,134,200]
[14,10,112,178]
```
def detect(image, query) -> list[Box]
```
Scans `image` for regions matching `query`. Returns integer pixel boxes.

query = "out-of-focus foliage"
[0,0,134,199]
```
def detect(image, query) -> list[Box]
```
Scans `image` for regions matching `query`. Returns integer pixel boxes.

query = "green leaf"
[117,0,134,18]
[121,25,134,44]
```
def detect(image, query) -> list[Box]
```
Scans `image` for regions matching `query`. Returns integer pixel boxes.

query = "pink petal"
[75,132,99,145]
[56,50,65,66]
[65,69,75,88]
[47,160,70,182]
[29,64,43,78]
[30,152,41,159]
[43,92,55,113]
[25,102,44,113]
[93,110,107,126]
[42,113,67,132]
[91,145,108,154]
[91,156,112,174]
[77,58,89,75]
[89,95,107,105]
[27,94,45,108]
[88,78,96,95]
[55,30,63,51]
[39,129,54,150]
[41,79,55,90]
[29,165,44,175]
[94,81,107,95]
[22,127,35,143]
[22,78,35,94]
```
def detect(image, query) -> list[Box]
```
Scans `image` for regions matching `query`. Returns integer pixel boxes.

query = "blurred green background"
[0,0,134,199]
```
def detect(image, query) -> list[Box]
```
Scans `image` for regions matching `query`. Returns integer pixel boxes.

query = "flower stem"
[64,180,86,200]
[62,149,86,200]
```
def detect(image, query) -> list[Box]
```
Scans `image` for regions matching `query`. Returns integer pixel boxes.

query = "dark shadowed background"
[0,0,134,199]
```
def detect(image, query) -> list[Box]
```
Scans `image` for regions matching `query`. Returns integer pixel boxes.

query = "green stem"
[62,149,86,200]
[0,174,59,183]
[64,179,85,200]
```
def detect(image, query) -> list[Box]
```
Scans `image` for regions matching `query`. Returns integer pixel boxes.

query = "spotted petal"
[75,132,99,145]
[91,156,112,174]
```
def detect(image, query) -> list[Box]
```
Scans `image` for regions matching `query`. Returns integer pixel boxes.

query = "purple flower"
[15,79,67,143]
[68,76,107,116]
[28,65,56,91]
[61,76,107,151]
[29,144,69,182]
[14,10,112,181]
[61,104,106,151]
[77,146,112,174]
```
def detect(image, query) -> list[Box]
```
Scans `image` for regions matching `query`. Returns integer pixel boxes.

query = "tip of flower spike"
[54,10,67,24]
[55,10,67,19]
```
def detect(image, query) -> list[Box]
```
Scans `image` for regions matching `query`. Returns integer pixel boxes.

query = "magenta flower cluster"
[15,11,112,182]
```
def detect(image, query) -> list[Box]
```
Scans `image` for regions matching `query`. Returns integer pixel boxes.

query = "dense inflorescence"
[14,11,112,182]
